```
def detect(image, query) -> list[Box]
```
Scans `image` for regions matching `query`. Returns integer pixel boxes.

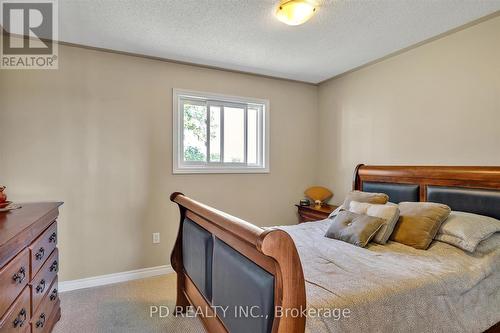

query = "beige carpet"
[53,274,207,333]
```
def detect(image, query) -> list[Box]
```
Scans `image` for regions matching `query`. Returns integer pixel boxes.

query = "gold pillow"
[325,211,385,247]
[391,202,451,250]
[342,191,389,211]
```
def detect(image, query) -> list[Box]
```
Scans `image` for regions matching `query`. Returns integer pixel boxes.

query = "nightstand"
[295,203,338,223]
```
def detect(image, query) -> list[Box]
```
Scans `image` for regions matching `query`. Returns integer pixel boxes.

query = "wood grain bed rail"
[170,192,306,333]
[353,164,500,201]
[354,164,500,186]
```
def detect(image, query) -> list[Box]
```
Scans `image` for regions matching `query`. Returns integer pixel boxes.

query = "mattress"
[278,219,500,333]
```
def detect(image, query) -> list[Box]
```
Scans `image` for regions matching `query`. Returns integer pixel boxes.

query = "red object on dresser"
[0,187,6,204]
[0,202,63,333]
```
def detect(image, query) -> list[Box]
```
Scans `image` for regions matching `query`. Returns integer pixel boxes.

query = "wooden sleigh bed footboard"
[170,192,306,333]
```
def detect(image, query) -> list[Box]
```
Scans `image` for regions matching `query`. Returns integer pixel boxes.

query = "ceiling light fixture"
[275,0,318,26]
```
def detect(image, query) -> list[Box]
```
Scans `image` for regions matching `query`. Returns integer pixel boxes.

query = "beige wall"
[318,15,500,206]
[0,45,318,280]
[2,14,499,281]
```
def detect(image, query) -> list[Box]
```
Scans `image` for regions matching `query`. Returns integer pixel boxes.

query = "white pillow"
[435,211,500,252]
[328,191,389,219]
[348,201,400,244]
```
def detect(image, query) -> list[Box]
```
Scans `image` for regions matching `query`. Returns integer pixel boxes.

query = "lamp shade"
[304,186,333,203]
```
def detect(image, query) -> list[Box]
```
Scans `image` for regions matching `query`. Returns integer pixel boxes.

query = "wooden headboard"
[352,164,500,219]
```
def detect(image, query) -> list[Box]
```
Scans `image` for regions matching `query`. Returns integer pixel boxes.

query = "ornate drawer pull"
[49,288,58,301]
[35,313,46,328]
[36,279,46,294]
[12,308,27,328]
[12,267,26,284]
[48,232,57,243]
[49,260,58,272]
[35,247,45,261]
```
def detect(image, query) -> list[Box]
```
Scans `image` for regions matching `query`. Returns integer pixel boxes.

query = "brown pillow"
[342,191,389,212]
[325,211,385,247]
[391,202,451,250]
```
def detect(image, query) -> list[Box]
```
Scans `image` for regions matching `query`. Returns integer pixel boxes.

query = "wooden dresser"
[295,203,338,223]
[0,202,63,333]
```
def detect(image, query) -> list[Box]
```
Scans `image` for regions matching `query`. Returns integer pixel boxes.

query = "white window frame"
[173,88,270,174]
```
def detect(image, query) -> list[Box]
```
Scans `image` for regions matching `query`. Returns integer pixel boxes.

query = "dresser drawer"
[0,249,29,319]
[30,249,58,313]
[31,283,60,333]
[296,204,337,224]
[45,277,59,310]
[0,286,30,333]
[298,210,329,222]
[29,222,57,279]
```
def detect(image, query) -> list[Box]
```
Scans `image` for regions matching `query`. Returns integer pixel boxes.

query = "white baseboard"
[59,265,174,293]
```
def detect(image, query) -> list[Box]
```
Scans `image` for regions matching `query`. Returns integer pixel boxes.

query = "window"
[173,89,269,174]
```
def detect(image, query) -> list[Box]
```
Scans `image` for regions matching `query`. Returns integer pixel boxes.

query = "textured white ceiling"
[59,0,500,83]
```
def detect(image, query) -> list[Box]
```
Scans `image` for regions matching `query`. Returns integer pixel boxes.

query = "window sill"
[172,166,270,174]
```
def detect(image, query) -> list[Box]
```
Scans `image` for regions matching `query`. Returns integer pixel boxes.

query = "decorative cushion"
[328,191,389,218]
[435,211,500,252]
[325,211,385,248]
[391,202,451,250]
[349,201,400,244]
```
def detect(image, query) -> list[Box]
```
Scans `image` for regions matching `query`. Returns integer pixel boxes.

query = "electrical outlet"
[152,232,160,244]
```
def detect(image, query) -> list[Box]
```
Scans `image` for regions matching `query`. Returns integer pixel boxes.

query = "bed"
[279,220,500,333]
[169,165,500,333]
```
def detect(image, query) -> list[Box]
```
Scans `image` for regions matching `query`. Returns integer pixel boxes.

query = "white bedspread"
[278,219,500,333]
